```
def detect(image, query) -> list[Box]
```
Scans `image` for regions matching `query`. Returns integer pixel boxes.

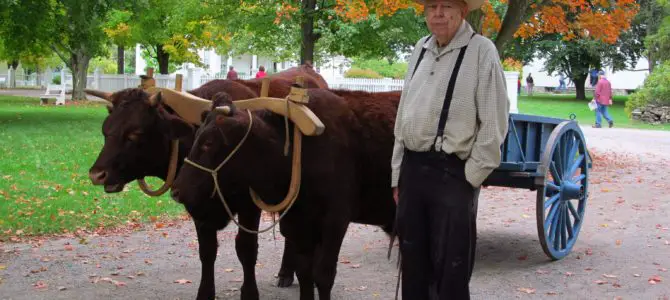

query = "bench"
[41,79,72,105]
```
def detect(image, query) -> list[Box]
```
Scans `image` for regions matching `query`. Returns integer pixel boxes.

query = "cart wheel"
[536,121,589,260]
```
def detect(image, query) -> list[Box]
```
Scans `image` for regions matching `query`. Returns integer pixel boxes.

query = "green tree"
[645,0,670,70]
[0,0,119,100]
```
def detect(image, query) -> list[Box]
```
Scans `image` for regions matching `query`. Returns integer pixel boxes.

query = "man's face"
[424,0,467,40]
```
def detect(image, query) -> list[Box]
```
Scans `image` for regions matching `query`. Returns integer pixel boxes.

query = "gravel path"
[1,127,670,300]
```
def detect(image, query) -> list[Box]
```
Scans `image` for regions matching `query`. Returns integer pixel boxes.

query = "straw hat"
[413,0,486,11]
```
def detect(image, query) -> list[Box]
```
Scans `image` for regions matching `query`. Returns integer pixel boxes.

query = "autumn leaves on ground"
[0,96,187,240]
[1,95,670,299]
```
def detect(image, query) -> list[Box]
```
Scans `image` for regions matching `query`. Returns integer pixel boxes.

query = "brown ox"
[84,66,326,300]
[170,88,400,300]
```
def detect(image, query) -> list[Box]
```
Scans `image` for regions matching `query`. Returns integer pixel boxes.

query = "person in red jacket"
[255,66,267,79]
[593,70,614,128]
[226,66,238,80]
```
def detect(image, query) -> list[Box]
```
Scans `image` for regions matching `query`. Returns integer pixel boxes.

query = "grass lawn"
[518,93,670,131]
[0,96,186,239]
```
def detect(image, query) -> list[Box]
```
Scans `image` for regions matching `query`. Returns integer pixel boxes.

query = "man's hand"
[393,187,399,205]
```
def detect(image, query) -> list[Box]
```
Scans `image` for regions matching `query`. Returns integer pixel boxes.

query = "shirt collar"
[424,21,474,55]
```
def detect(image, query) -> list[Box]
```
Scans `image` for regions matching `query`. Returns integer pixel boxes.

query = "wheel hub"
[560,181,582,201]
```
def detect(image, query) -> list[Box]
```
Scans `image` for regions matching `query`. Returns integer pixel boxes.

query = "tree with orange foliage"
[505,0,640,100]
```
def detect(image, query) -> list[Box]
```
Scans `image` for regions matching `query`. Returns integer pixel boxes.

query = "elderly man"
[391,0,509,298]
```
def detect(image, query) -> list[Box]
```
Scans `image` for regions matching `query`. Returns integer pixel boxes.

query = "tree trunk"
[117,45,125,74]
[495,0,532,56]
[156,44,170,74]
[69,50,91,101]
[573,74,587,100]
[300,0,317,66]
[466,9,484,33]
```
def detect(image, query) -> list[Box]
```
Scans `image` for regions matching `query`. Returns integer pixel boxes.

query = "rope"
[137,140,179,196]
[183,109,300,234]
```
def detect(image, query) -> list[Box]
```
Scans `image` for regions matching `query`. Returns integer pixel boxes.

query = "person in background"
[226,66,238,80]
[392,0,509,298]
[593,70,614,128]
[255,65,267,79]
[525,73,534,96]
[517,76,521,96]
[558,74,566,92]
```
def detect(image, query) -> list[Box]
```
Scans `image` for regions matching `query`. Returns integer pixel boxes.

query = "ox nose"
[89,169,107,185]
[170,188,182,203]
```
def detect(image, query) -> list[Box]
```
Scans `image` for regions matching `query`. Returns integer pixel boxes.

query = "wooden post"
[175,74,183,92]
[261,77,270,97]
[147,68,154,78]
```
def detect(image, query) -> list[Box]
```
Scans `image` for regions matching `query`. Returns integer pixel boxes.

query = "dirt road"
[1,126,669,299]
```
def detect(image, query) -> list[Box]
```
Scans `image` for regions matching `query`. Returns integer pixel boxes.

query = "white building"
[133,44,349,81]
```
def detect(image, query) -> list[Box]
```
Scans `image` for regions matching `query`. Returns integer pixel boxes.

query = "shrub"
[350,58,408,79]
[52,75,61,85]
[344,67,384,79]
[625,61,670,115]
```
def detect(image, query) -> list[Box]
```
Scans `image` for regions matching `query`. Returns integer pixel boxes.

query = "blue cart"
[483,113,592,260]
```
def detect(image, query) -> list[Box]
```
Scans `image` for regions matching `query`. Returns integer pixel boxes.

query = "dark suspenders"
[408,32,478,152]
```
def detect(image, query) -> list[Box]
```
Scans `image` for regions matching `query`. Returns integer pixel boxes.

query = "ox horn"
[154,88,212,125]
[84,89,113,102]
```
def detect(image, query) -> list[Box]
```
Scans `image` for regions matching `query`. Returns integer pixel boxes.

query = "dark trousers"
[397,150,479,300]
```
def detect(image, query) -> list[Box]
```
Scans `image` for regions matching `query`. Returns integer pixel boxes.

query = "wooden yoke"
[229,76,325,136]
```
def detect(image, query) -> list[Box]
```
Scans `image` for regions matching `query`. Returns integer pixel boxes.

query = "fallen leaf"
[546,291,558,296]
[517,287,535,294]
[136,272,145,277]
[34,281,48,289]
[0,265,5,270]
[600,223,609,228]
[594,280,608,285]
[585,248,593,255]
[174,279,192,284]
[649,275,662,284]
[351,264,361,269]
[126,275,135,279]
[660,268,668,272]
[144,259,152,265]
[155,222,165,229]
[517,255,528,261]
[584,268,593,271]
[64,245,74,251]
[58,286,66,291]
[603,274,618,279]
[615,240,622,246]
[224,268,234,273]
[113,280,126,287]
[633,274,641,277]
[565,272,574,277]
[536,269,550,275]
[340,258,351,264]
[357,286,367,291]
[612,283,622,288]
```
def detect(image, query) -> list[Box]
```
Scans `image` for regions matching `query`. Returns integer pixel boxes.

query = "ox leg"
[276,237,296,287]
[236,209,261,300]
[294,242,316,300]
[195,221,218,300]
[313,217,349,300]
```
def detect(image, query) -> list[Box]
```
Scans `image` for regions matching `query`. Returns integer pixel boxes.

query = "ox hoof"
[241,286,260,300]
[276,275,294,288]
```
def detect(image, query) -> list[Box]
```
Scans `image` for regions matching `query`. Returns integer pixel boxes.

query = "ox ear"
[163,113,194,140]
[147,91,162,107]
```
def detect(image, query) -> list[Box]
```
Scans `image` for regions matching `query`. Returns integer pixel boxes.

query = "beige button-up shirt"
[392,21,510,188]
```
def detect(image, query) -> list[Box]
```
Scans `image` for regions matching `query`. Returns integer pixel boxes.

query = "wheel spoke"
[561,206,568,250]
[545,200,561,230]
[568,201,581,223]
[553,205,563,250]
[567,154,585,178]
[565,205,574,240]
[572,174,586,184]
[544,193,561,210]
[553,146,564,179]
[550,162,562,185]
[563,132,574,171]
[546,182,560,193]
[567,135,579,168]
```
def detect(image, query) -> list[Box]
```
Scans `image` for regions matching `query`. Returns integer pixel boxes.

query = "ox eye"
[201,140,214,152]
[127,130,142,142]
